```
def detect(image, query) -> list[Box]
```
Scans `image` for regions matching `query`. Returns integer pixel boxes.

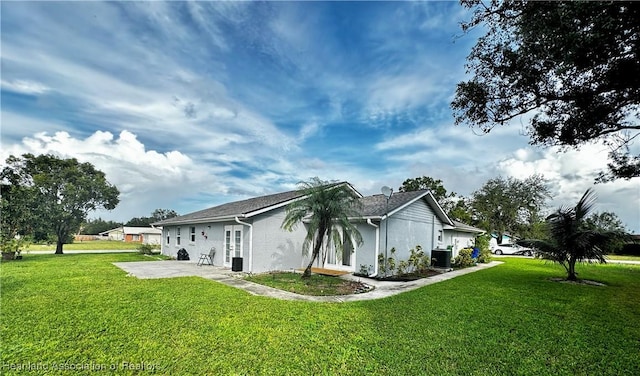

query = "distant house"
[153,182,483,276]
[100,226,162,244]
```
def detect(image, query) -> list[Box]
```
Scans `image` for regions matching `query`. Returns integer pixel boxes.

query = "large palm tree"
[523,189,628,281]
[281,178,363,279]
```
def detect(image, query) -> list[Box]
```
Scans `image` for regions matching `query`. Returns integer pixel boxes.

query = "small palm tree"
[523,188,628,281]
[281,178,363,279]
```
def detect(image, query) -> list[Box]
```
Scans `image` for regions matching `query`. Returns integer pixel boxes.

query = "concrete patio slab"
[112,260,503,302]
[114,260,223,279]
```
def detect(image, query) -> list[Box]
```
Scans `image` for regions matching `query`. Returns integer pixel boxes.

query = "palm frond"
[574,188,597,222]
[531,188,624,280]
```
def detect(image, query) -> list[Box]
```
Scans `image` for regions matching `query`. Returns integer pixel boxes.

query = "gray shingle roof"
[153,185,455,227]
[358,190,429,217]
[153,182,349,226]
[153,189,306,226]
[450,220,485,233]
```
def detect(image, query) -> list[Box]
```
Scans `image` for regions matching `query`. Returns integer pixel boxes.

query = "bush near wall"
[137,243,160,255]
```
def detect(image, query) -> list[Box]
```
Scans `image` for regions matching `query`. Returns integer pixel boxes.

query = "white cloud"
[368,74,446,112]
[1,79,51,95]
[0,111,74,139]
[1,11,298,156]
[372,122,639,233]
[2,2,636,234]
[375,127,441,151]
[298,121,321,141]
[375,121,530,166]
[0,128,327,223]
[498,143,640,233]
[0,130,224,222]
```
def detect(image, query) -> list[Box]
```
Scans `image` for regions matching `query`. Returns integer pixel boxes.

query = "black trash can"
[232,257,243,272]
[177,248,190,261]
[431,250,451,268]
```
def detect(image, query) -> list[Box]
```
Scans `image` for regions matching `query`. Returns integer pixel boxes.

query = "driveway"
[113,260,503,302]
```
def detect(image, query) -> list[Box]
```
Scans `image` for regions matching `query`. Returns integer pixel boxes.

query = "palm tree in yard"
[281,178,363,279]
[523,188,628,281]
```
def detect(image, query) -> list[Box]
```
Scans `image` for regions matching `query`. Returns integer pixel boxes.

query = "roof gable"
[358,190,453,225]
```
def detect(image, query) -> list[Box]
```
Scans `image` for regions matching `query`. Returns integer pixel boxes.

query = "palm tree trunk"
[302,223,326,279]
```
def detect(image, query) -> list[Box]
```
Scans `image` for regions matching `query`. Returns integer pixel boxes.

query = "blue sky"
[1,1,638,233]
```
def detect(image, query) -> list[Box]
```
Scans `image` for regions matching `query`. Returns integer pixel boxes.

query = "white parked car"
[492,243,533,256]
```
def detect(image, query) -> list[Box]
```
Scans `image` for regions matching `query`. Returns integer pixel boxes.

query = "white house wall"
[107,230,124,241]
[354,223,378,275]
[445,231,476,258]
[159,208,310,272]
[162,223,223,264]
[381,199,443,264]
[159,197,456,275]
[250,207,308,273]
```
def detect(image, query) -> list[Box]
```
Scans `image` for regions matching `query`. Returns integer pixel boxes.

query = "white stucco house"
[152,182,484,275]
[100,226,162,244]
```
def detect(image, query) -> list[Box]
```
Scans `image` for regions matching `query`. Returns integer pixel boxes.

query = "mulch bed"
[354,269,442,282]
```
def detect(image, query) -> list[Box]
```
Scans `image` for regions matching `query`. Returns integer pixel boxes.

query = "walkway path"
[113,260,503,302]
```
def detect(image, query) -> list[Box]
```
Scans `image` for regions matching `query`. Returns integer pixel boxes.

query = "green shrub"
[378,247,397,275]
[137,243,160,255]
[397,260,408,275]
[378,246,435,277]
[475,234,492,263]
[1,236,29,254]
[407,245,428,273]
[476,247,492,263]
[452,248,475,268]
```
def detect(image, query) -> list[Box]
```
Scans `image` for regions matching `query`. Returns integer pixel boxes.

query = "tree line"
[81,209,179,235]
[401,175,630,281]
[399,175,628,245]
[1,153,177,254]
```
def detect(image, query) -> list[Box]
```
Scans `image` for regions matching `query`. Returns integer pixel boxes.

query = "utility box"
[232,257,243,272]
[432,250,451,268]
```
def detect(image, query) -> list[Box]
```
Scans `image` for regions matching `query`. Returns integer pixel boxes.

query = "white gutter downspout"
[366,219,380,278]
[234,217,253,273]
[432,215,436,251]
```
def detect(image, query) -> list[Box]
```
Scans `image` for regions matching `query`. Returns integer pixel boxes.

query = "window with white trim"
[176,227,181,245]
[190,226,196,242]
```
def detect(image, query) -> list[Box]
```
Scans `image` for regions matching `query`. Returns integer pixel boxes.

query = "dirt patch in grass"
[549,277,606,286]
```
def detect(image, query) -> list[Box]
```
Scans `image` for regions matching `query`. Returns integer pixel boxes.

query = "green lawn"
[1,254,639,375]
[25,240,139,251]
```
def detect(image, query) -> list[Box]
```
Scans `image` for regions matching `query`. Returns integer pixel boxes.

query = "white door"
[325,228,355,271]
[224,225,243,267]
